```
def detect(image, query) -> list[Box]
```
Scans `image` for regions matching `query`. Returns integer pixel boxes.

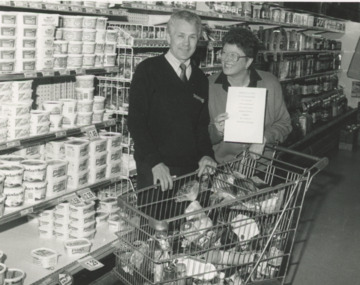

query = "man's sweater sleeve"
[128,62,162,168]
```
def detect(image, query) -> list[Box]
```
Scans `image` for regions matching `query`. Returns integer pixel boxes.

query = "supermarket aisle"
[287,149,360,285]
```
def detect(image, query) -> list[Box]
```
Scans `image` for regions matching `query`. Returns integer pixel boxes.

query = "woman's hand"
[214,112,229,134]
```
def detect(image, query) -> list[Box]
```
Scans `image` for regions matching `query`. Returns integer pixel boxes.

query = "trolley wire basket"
[113,145,328,284]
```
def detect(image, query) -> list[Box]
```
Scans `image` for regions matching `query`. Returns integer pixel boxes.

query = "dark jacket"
[128,54,214,168]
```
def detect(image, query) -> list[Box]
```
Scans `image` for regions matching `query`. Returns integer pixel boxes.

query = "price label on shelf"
[99,8,107,14]
[20,207,34,216]
[110,176,121,184]
[85,7,96,13]
[42,70,55,77]
[70,6,82,12]
[58,272,73,285]
[28,2,43,9]
[6,140,20,148]
[68,194,83,206]
[0,143,6,151]
[58,5,69,11]
[55,130,67,138]
[24,71,37,78]
[82,125,99,140]
[78,256,104,271]
[58,194,73,203]
[78,188,97,202]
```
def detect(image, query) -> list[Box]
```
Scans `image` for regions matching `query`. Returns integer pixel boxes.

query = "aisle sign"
[78,256,104,271]
[78,188,97,202]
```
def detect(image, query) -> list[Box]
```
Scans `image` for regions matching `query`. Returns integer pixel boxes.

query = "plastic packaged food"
[62,15,83,28]
[77,100,93,112]
[75,87,94,100]
[3,185,24,207]
[31,248,58,269]
[0,165,24,186]
[64,238,92,255]
[21,159,47,182]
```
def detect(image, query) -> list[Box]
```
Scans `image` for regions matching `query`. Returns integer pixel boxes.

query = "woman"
[208,27,292,163]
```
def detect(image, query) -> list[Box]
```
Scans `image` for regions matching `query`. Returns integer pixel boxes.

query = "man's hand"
[152,163,173,191]
[198,156,217,177]
[249,137,266,159]
[214,112,229,134]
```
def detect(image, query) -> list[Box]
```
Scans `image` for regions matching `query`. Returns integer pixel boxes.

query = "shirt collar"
[165,50,191,72]
[214,67,261,92]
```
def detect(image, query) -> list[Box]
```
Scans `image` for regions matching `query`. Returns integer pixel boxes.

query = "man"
[128,10,216,219]
[208,27,292,163]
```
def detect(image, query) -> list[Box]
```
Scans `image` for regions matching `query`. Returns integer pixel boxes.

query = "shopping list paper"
[224,87,267,144]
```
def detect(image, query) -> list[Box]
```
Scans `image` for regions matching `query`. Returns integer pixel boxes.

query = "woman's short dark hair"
[222,27,259,58]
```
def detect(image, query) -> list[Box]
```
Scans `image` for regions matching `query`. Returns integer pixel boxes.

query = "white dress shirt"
[165,50,192,80]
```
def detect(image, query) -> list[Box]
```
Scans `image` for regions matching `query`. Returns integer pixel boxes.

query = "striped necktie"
[179,63,188,83]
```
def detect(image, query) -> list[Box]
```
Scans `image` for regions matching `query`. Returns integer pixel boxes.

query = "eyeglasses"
[220,51,248,62]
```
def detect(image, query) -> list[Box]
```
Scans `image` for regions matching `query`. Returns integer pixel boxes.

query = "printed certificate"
[224,86,267,143]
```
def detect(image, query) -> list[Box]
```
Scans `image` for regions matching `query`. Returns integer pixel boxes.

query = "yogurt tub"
[99,197,118,212]
[4,268,25,285]
[36,58,54,70]
[77,100,94,113]
[3,185,24,207]
[22,49,36,59]
[23,180,47,202]
[60,99,77,115]
[106,162,121,178]
[0,81,12,92]
[69,220,96,234]
[31,248,58,269]
[89,164,106,183]
[67,54,83,68]
[104,53,117,66]
[0,116,7,128]
[82,16,97,29]
[55,201,70,213]
[89,138,107,154]
[67,170,89,189]
[20,59,36,71]
[64,238,92,255]
[21,38,36,48]
[93,96,105,111]
[0,262,6,283]
[20,13,38,25]
[43,100,63,115]
[54,211,70,221]
[82,54,95,67]
[7,125,30,140]
[75,87,94,100]
[53,54,67,69]
[47,160,68,180]
[1,100,32,117]
[101,132,122,151]
[76,75,94,88]
[105,29,118,43]
[47,176,67,197]
[53,40,68,54]
[0,25,16,37]
[82,29,96,42]
[12,89,32,102]
[82,41,95,54]
[70,201,94,215]
[37,26,55,38]
[30,123,50,136]
[62,15,83,28]
[22,26,37,38]
[68,41,82,54]
[89,151,107,168]
[7,114,30,128]
[108,214,124,232]
[95,42,105,53]
[70,209,95,223]
[0,37,15,48]
[62,28,82,41]
[40,38,54,49]
[104,43,116,54]
[0,48,15,59]
[38,218,53,227]
[12,80,33,93]
[30,110,50,124]
[54,220,70,232]
[70,228,96,240]
[21,159,47,182]
[67,156,89,173]
[0,59,14,73]
[95,211,109,225]
[38,13,59,27]
[62,113,77,128]
[54,228,70,240]
[49,114,63,130]
[76,112,93,126]
[94,53,104,67]
[45,140,67,160]
[96,17,107,30]
[0,155,25,166]
[38,226,54,238]
[1,13,17,25]
[39,209,55,221]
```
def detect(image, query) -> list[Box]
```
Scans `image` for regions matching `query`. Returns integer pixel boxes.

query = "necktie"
[179,63,187,83]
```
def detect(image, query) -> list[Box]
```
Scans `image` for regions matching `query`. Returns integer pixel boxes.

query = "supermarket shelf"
[118,39,216,48]
[0,174,128,226]
[121,3,345,33]
[280,69,342,83]
[262,49,341,56]
[201,65,222,73]
[300,89,339,101]
[0,2,126,18]
[0,219,123,285]
[0,119,117,153]
[0,67,119,82]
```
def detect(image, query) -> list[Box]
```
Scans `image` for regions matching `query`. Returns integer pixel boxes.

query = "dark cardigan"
[128,54,214,168]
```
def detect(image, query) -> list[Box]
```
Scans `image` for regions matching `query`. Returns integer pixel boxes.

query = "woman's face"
[221,43,253,76]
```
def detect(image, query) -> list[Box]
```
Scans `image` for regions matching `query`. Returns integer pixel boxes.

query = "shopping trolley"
[113,145,328,284]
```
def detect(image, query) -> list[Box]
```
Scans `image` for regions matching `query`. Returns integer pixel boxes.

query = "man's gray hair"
[167,10,202,37]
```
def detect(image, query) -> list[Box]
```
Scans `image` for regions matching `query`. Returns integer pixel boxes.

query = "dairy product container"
[75,87,94,100]
[104,53,117,66]
[54,220,70,232]
[21,159,47,182]
[22,49,36,59]
[106,162,121,178]
[55,201,70,213]
[54,211,70,221]
[38,13,59,26]
[39,209,54,221]
[23,180,47,202]
[38,225,54,238]
[1,13,17,25]
[62,113,77,128]
[70,210,95,224]
[49,114,63,130]
[69,228,96,239]
[31,248,59,269]
[19,38,36,49]
[55,28,63,40]
[76,111,93,126]
[99,197,118,213]
[67,169,89,189]
[0,165,24,186]
[95,31,105,44]
[101,132,122,151]
[0,81,11,92]
[4,268,25,285]
[82,29,96,42]
[0,91,11,102]
[89,152,107,169]
[13,144,44,160]
[89,164,107,183]
[83,1,96,7]
[0,25,16,37]
[69,220,96,235]
[18,12,37,25]
[45,140,67,160]
[38,38,54,49]
[94,53,104,67]
[12,80,32,92]
[96,2,109,8]
[76,75,94,88]
[65,139,89,161]
[42,100,63,115]
[12,89,32,102]
[0,155,25,165]
[62,28,82,41]
[70,201,95,215]
[53,40,68,54]
[77,100,93,113]
[82,41,95,54]
[64,238,92,255]
[30,110,50,125]
[17,58,36,72]
[1,100,32,117]
[108,214,125,232]
[0,37,15,48]
[82,54,95,67]
[96,17,107,30]
[105,29,118,43]
[54,228,70,240]
[7,125,30,139]
[53,54,67,69]
[60,99,77,115]
[7,114,30,128]
[62,15,83,28]
[37,26,55,38]
[94,42,105,54]
[46,175,67,197]
[104,43,116,54]
[46,160,68,180]
[92,109,105,123]
[0,59,14,73]
[30,123,50,136]
[95,211,109,225]
[22,26,37,38]
[3,185,24,207]
[82,16,97,29]
[89,138,107,154]
[92,96,105,110]
[67,54,83,68]
[0,48,15,59]
[67,156,89,173]
[68,41,82,54]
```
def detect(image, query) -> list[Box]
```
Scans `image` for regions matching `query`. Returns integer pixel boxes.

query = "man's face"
[221,43,253,76]
[167,19,199,62]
